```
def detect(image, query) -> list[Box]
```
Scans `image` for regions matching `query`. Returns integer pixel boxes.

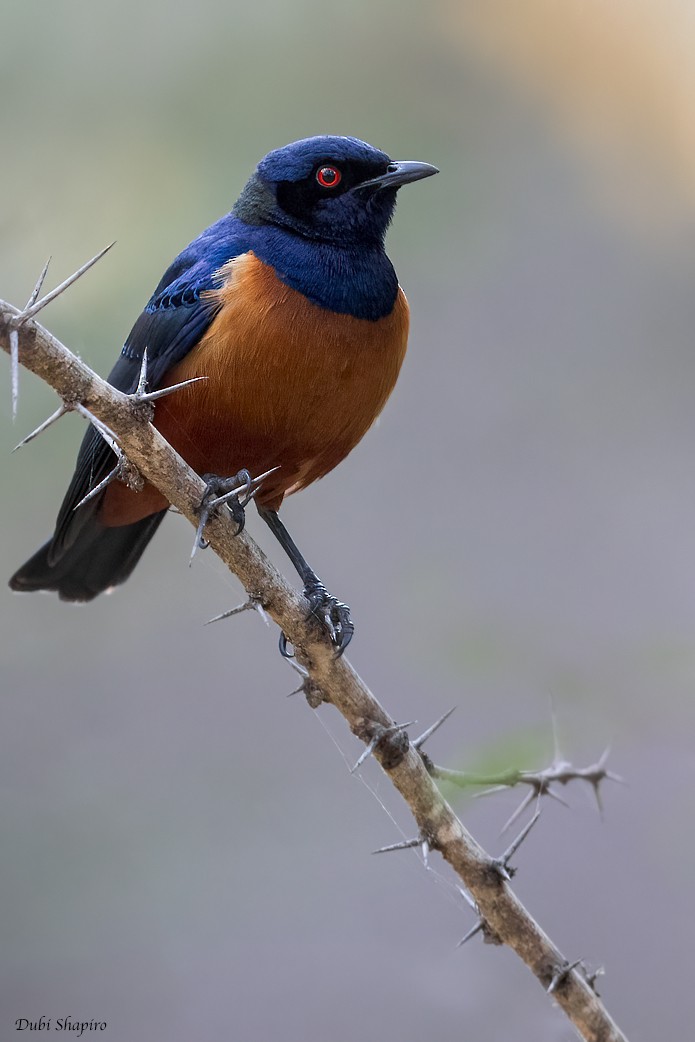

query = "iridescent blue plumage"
[10,135,437,608]
[113,135,407,407]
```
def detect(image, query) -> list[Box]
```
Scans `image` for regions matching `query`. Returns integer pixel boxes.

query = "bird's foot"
[300,579,354,656]
[199,470,252,538]
[191,467,278,561]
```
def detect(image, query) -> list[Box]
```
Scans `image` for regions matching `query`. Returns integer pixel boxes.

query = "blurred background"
[2,0,694,1038]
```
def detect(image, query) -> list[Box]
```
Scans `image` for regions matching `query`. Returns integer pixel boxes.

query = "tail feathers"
[9,511,167,602]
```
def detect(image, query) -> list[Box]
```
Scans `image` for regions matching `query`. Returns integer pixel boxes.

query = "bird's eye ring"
[316,165,341,188]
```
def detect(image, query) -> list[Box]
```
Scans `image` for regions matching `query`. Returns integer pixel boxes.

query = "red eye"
[316,165,341,188]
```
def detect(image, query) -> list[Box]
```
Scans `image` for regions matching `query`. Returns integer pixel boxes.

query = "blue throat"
[146,212,400,323]
[249,224,399,321]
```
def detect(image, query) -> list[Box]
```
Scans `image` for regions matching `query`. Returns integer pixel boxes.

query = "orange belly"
[101,251,410,525]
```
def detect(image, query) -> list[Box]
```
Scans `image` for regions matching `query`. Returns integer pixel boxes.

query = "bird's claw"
[278,583,353,657]
[202,469,253,534]
[279,632,295,658]
[304,579,354,656]
[190,469,253,561]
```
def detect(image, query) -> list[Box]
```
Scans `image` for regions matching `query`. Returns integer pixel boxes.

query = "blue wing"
[111,211,252,392]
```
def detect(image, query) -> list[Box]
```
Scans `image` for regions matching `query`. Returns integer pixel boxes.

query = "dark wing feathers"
[50,213,250,557]
[17,510,168,601]
[49,428,114,561]
[117,290,219,390]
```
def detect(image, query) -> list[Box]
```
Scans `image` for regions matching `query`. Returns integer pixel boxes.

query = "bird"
[10,135,438,652]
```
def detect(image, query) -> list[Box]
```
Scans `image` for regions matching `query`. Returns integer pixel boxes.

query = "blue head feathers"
[234,136,397,249]
[257,136,391,183]
[228,136,437,319]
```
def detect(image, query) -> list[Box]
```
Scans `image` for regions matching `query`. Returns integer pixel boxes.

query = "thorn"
[74,403,120,454]
[69,404,133,509]
[351,735,379,773]
[547,958,583,995]
[130,347,205,413]
[13,404,68,451]
[287,682,308,698]
[286,658,309,679]
[25,257,51,310]
[372,837,422,855]
[8,257,52,419]
[252,463,282,488]
[282,659,322,703]
[499,789,536,837]
[576,747,625,818]
[454,891,502,948]
[350,721,416,774]
[456,921,483,947]
[205,596,270,627]
[18,243,115,324]
[498,782,569,836]
[584,964,605,994]
[9,327,20,420]
[205,600,256,625]
[598,746,626,786]
[135,375,207,402]
[72,460,123,510]
[135,347,148,397]
[491,809,541,880]
[207,488,251,512]
[473,785,512,799]
[501,807,541,863]
[542,784,571,809]
[133,370,208,404]
[412,707,456,750]
[456,886,477,910]
[591,779,604,818]
[189,513,209,563]
[490,861,512,882]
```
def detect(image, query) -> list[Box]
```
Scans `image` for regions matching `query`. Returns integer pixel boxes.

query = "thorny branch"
[428,738,624,834]
[0,254,629,1042]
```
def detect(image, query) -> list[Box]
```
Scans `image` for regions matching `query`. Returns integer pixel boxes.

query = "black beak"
[356,160,439,192]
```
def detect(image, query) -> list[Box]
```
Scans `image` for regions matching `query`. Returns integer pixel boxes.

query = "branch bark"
[0,288,629,1042]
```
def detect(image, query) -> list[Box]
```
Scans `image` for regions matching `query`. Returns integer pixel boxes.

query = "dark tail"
[9,511,167,602]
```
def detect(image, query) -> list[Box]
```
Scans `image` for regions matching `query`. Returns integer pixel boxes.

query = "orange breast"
[101,251,409,525]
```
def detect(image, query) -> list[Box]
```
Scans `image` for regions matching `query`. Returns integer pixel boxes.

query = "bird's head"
[234,135,438,247]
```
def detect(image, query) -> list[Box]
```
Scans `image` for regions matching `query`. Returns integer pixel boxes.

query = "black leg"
[257,506,354,655]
